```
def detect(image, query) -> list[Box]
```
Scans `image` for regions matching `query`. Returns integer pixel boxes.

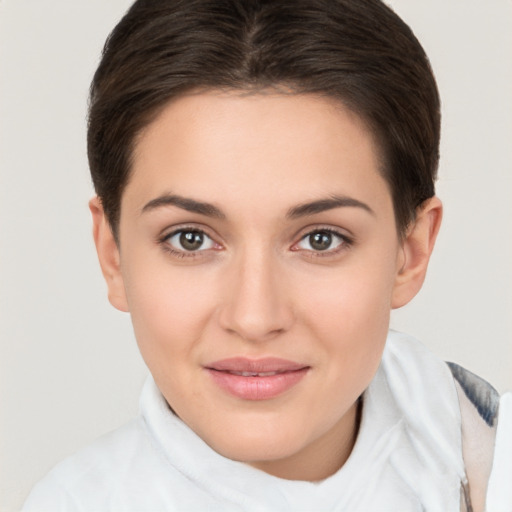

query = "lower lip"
[206,368,309,400]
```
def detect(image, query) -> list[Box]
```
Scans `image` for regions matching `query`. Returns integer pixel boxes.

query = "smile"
[205,358,310,400]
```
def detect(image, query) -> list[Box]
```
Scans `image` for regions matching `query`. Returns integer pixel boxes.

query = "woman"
[23,0,511,510]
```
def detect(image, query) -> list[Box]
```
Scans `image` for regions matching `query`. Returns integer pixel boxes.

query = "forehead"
[126,90,391,219]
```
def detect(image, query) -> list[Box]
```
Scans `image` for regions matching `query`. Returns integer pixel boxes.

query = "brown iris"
[179,231,204,251]
[309,231,333,251]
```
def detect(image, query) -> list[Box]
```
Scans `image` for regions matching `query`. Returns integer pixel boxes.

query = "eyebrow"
[141,194,226,219]
[286,195,375,219]
[141,193,374,219]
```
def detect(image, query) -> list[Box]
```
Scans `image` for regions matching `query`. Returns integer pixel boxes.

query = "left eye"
[296,230,346,252]
[165,230,216,252]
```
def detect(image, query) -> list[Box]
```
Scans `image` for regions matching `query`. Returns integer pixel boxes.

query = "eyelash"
[294,227,354,258]
[158,226,353,260]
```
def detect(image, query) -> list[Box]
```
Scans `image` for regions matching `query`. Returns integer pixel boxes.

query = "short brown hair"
[88,0,440,240]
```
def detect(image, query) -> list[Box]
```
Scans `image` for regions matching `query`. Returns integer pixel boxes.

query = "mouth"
[217,370,288,377]
[205,358,310,400]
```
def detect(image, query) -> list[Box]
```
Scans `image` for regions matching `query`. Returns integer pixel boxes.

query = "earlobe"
[89,197,129,312]
[391,196,443,309]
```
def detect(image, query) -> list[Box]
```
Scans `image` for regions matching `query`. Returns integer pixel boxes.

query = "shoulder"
[22,418,160,511]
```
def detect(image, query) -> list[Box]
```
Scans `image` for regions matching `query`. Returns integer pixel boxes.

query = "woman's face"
[112,91,406,479]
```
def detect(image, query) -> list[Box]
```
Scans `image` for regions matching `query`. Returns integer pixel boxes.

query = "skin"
[90,91,442,481]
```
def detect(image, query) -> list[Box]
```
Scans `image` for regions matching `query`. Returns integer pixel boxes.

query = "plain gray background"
[1,1,511,510]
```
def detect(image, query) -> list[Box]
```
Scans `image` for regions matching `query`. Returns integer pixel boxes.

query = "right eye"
[164,229,216,253]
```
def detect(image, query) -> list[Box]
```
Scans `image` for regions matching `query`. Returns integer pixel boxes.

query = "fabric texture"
[22,331,511,511]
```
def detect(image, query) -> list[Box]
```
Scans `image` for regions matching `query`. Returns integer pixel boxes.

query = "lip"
[205,357,310,400]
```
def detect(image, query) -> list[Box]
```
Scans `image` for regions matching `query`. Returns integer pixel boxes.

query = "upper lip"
[205,357,309,374]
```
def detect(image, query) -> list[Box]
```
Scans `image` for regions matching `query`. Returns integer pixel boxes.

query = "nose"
[218,247,294,343]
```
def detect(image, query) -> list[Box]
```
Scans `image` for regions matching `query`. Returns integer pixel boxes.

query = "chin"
[205,424,306,463]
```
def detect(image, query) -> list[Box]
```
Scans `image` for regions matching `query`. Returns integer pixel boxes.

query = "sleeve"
[486,392,512,512]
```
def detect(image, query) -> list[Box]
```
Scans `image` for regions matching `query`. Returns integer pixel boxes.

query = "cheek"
[296,254,397,382]
[299,255,397,333]
[122,254,219,360]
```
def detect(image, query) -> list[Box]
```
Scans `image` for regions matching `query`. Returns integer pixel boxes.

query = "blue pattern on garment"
[447,362,500,427]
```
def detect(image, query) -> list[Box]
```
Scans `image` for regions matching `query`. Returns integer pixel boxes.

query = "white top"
[23,331,512,511]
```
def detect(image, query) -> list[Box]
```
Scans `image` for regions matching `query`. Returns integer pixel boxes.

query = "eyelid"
[160,223,219,242]
[293,224,354,243]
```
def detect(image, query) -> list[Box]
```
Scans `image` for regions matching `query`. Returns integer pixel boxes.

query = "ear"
[391,196,443,309]
[89,197,129,312]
